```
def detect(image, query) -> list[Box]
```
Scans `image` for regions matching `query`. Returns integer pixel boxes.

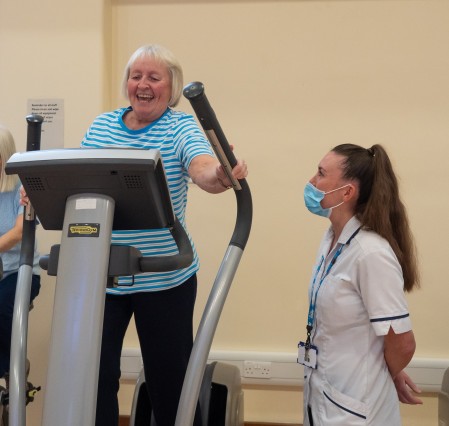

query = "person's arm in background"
[189,154,247,194]
[0,214,23,252]
[384,327,423,404]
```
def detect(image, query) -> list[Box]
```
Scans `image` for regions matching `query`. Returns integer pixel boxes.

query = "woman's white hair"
[121,44,184,107]
[0,124,19,192]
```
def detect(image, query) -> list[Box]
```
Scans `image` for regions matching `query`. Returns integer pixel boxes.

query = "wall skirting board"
[119,417,300,426]
[120,348,448,392]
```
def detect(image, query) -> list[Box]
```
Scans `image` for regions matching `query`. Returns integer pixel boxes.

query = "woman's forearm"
[384,328,416,379]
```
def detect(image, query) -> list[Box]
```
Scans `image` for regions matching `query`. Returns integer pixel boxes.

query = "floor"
[119,417,301,426]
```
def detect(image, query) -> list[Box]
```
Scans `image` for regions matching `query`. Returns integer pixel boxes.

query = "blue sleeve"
[173,114,214,170]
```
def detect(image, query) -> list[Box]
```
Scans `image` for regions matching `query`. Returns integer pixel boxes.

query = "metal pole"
[175,82,253,426]
[9,114,43,426]
[42,194,114,426]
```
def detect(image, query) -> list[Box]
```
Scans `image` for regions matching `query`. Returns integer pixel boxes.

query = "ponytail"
[332,143,419,292]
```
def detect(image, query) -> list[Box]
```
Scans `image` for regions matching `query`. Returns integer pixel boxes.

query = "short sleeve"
[173,115,214,170]
[357,246,412,336]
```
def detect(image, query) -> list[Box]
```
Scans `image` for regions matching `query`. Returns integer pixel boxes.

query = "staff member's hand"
[393,370,423,405]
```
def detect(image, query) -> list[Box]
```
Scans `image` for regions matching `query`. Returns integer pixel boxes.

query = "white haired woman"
[81,44,247,426]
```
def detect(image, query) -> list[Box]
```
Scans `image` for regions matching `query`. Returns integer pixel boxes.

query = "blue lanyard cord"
[307,246,343,325]
[305,227,361,347]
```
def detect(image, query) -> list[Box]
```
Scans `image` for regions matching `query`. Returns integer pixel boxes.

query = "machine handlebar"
[139,218,193,272]
[40,218,193,276]
[183,81,253,250]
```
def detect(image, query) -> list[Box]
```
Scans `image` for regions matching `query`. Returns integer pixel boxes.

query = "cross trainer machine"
[5,82,252,426]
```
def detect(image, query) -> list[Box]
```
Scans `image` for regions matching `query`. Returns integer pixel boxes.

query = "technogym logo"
[68,223,100,237]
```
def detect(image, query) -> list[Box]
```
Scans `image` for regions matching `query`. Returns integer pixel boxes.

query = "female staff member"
[0,125,40,379]
[80,44,247,426]
[300,144,421,426]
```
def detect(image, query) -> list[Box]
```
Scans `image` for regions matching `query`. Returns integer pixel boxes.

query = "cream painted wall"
[0,1,110,425]
[1,0,449,425]
[112,1,449,424]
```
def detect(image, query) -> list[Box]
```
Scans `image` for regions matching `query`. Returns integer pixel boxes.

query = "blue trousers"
[95,274,202,426]
[0,272,41,378]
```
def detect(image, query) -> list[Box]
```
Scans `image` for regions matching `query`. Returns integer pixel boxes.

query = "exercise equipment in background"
[2,115,43,426]
[439,367,449,426]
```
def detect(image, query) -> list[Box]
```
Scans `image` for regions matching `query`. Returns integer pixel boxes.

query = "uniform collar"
[327,215,362,246]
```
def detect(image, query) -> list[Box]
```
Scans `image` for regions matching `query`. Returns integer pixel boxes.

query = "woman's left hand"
[393,370,423,405]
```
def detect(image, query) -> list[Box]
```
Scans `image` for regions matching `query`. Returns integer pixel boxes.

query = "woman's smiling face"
[127,55,172,126]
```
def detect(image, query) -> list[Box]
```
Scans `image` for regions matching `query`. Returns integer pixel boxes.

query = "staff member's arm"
[384,328,423,404]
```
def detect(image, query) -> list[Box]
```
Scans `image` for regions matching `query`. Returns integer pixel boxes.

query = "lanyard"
[305,227,361,349]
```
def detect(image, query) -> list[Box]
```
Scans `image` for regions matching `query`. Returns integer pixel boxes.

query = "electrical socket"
[243,361,272,378]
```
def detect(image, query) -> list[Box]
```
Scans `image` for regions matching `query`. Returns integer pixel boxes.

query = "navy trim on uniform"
[323,391,367,419]
[370,313,409,323]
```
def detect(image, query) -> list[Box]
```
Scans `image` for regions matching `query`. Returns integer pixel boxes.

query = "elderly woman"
[300,144,421,426]
[0,125,40,379]
[81,44,247,426]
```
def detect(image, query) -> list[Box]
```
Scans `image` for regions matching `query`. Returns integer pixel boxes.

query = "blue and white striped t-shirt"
[81,107,214,294]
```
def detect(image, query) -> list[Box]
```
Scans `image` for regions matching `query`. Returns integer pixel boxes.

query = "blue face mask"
[303,182,348,218]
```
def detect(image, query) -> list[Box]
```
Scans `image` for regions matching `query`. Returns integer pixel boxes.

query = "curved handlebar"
[183,82,238,169]
[183,82,253,250]
[139,219,194,272]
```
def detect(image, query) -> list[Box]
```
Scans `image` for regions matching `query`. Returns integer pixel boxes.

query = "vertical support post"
[42,194,114,426]
[9,114,43,426]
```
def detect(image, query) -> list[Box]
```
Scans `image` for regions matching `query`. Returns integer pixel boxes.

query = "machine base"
[129,362,244,426]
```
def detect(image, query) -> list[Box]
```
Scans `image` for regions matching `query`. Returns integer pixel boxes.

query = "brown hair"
[332,143,419,292]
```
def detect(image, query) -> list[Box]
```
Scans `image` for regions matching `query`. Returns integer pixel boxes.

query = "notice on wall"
[27,99,64,149]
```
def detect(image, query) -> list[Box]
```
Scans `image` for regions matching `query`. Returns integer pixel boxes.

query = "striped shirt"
[81,107,214,294]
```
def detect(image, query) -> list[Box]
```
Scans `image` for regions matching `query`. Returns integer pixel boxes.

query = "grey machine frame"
[5,82,252,426]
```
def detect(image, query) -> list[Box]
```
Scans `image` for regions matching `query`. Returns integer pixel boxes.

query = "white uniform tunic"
[303,216,412,426]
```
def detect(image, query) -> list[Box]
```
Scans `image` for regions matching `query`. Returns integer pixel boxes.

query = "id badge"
[297,341,318,369]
